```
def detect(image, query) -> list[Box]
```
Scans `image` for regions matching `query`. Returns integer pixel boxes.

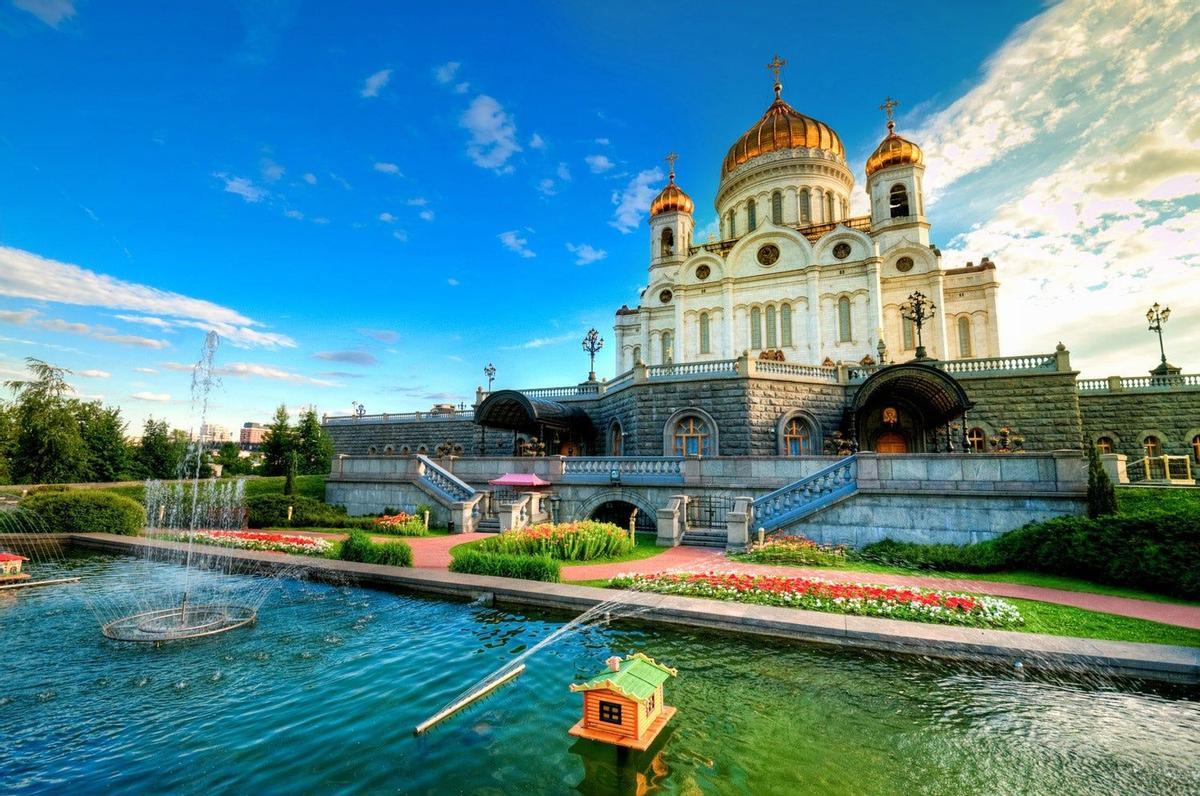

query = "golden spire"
[665,151,678,183]
[766,54,786,99]
[879,96,899,134]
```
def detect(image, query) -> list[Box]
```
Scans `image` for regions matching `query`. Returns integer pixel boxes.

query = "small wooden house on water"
[568,653,677,750]
[0,552,29,583]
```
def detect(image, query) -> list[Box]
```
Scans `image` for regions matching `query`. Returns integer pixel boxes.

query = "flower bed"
[476,521,633,561]
[608,572,1023,629]
[732,533,848,567]
[154,530,333,557]
[372,512,428,536]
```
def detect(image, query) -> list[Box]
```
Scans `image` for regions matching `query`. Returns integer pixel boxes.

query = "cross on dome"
[880,96,900,133]
[766,54,786,98]
[665,151,678,183]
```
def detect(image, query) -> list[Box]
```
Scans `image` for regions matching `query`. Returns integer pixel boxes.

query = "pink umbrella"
[487,473,551,488]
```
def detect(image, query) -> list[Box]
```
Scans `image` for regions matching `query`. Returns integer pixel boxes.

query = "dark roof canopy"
[852,362,973,427]
[475,390,593,434]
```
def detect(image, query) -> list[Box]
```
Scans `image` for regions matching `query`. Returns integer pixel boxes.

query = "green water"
[1,554,1197,794]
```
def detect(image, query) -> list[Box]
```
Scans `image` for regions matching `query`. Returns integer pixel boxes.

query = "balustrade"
[751,456,858,531]
[563,456,684,482]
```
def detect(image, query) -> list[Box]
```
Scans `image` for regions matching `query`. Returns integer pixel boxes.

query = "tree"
[76,401,130,482]
[295,407,334,475]
[214,441,247,475]
[1086,442,1118,518]
[0,401,15,484]
[284,450,297,496]
[5,358,88,484]
[137,418,187,480]
[261,404,296,476]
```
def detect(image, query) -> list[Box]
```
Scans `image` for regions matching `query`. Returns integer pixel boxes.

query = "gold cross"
[880,96,899,128]
[665,151,678,181]
[766,54,786,83]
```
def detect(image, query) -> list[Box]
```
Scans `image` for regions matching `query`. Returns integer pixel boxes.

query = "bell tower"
[866,98,929,245]
[648,153,694,273]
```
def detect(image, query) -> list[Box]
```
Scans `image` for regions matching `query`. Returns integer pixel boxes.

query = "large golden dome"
[866,120,924,177]
[721,85,844,179]
[650,161,694,216]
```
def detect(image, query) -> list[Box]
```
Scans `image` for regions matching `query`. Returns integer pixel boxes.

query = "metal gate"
[685,495,733,530]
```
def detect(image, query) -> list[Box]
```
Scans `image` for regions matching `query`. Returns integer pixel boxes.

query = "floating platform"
[0,573,30,585]
[568,706,676,751]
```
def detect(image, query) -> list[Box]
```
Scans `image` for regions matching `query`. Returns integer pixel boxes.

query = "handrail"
[563,456,684,482]
[751,456,858,531]
[1078,374,1200,392]
[415,455,476,503]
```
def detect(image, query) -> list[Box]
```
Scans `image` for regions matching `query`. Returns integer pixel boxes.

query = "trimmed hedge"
[338,530,413,567]
[473,521,633,561]
[857,509,1200,599]
[246,494,374,530]
[449,550,560,582]
[21,491,145,535]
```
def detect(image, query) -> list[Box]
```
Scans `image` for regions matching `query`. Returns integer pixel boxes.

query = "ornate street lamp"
[1146,302,1173,376]
[582,328,604,382]
[484,362,496,392]
[352,401,366,419]
[901,291,937,360]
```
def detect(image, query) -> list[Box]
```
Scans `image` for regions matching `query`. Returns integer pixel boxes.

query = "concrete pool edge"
[68,533,1200,685]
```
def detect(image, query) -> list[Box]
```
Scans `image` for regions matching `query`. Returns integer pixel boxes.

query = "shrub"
[338,529,413,567]
[855,539,1007,572]
[371,512,428,536]
[449,550,560,582]
[474,521,633,561]
[1086,444,1117,518]
[22,490,145,535]
[246,494,374,530]
[372,541,413,567]
[734,533,848,566]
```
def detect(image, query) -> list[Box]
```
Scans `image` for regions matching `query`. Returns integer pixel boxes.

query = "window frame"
[889,184,910,218]
[750,307,762,350]
[957,316,973,358]
[967,427,986,453]
[780,303,793,347]
[598,700,623,725]
[837,297,852,343]
[771,191,783,224]
[699,311,711,354]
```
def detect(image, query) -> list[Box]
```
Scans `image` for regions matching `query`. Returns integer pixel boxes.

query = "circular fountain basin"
[102,604,256,642]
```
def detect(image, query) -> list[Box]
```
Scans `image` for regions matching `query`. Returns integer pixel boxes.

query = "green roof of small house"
[569,653,677,702]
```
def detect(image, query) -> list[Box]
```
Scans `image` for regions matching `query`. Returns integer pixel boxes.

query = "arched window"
[780,304,793,347]
[728,210,735,237]
[1143,435,1162,457]
[967,428,986,452]
[889,184,910,218]
[661,330,673,364]
[610,422,623,456]
[660,228,674,257]
[782,418,813,456]
[765,305,777,348]
[1192,434,1200,463]
[957,316,973,358]
[902,316,915,350]
[368,445,379,454]
[747,200,757,231]
[837,297,852,342]
[771,191,783,224]
[673,415,712,457]
[631,345,641,366]
[383,444,394,455]
[826,193,836,222]
[1096,436,1114,454]
[750,307,762,350]
[799,189,811,223]
[699,312,711,354]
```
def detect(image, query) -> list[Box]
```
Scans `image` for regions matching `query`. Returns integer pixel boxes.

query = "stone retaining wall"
[1080,388,1200,458]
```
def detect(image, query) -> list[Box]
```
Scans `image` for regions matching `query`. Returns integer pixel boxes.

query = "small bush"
[338,529,412,567]
[449,550,560,582]
[735,533,848,566]
[371,512,428,536]
[855,539,1007,572]
[372,541,413,567]
[22,491,145,535]
[338,529,375,563]
[475,521,633,561]
[246,494,374,530]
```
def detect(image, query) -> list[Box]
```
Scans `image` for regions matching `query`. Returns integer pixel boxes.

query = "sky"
[0,0,1197,436]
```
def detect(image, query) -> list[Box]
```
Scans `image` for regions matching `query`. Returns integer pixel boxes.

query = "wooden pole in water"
[413,664,525,736]
[0,576,81,591]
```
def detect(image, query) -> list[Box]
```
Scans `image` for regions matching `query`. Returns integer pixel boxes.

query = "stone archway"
[851,363,974,453]
[575,489,659,533]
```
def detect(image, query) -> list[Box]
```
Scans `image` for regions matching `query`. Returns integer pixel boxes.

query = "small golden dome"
[721,83,844,179]
[650,160,694,216]
[866,120,924,177]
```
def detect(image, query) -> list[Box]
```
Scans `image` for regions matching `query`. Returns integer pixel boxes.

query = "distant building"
[240,422,268,451]
[195,423,232,447]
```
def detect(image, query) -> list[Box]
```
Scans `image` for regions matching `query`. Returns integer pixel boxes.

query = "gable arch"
[726,226,814,278]
[679,252,726,284]
[813,226,873,262]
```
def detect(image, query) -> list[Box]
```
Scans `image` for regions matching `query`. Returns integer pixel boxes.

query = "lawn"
[265,526,452,538]
[1116,485,1200,514]
[451,532,666,566]
[0,475,327,504]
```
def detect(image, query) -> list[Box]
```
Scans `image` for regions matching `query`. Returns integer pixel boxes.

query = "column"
[640,310,650,365]
[673,295,684,363]
[866,258,884,353]
[931,270,949,359]
[806,268,822,363]
[722,279,735,357]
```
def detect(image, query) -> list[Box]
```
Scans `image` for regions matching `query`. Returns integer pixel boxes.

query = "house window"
[646,691,656,713]
[780,304,793,347]
[1144,435,1162,457]
[699,312,711,354]
[661,331,673,364]
[958,316,973,358]
[610,422,623,456]
[837,297,852,342]
[673,415,712,457]
[598,701,623,725]
[771,191,783,224]
[800,189,811,223]
[765,305,777,348]
[967,428,986,452]
[1095,436,1114,454]
[783,418,813,456]
[660,228,674,257]
[747,200,757,231]
[902,316,915,350]
[750,307,762,350]
[890,184,910,218]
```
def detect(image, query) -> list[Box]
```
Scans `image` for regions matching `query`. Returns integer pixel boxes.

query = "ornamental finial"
[665,151,678,183]
[766,54,786,98]
[880,96,899,133]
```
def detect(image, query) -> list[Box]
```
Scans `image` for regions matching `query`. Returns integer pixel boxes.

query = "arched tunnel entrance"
[589,500,656,535]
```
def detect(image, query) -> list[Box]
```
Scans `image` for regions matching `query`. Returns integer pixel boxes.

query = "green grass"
[451,533,666,566]
[1116,485,1200,514]
[264,526,452,538]
[1,475,327,504]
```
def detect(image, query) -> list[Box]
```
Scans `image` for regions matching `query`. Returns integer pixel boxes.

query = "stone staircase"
[476,518,501,533]
[751,455,859,533]
[680,529,727,548]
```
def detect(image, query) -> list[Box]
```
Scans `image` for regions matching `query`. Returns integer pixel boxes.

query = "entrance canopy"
[852,362,973,428]
[475,390,593,435]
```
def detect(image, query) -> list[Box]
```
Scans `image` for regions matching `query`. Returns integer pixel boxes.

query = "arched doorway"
[851,363,974,453]
[590,500,654,535]
[474,390,594,455]
[875,431,907,453]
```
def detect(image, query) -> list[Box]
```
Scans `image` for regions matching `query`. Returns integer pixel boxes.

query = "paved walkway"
[561,548,1200,630]
[286,530,489,568]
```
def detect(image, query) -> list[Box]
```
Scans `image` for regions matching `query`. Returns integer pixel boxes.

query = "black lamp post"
[352,401,366,419]
[582,328,604,382]
[901,291,937,360]
[484,362,496,392]
[1146,303,1173,376]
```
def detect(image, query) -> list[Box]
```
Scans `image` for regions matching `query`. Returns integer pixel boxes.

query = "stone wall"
[955,371,1084,451]
[324,418,512,457]
[1079,387,1200,458]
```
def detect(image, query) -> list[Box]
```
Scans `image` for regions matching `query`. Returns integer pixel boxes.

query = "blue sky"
[1,0,1197,435]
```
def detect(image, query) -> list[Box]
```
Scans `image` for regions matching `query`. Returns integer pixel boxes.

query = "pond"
[2,554,1198,794]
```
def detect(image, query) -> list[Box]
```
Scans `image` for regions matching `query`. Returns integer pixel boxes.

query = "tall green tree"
[261,404,296,476]
[1086,442,1118,518]
[5,358,88,484]
[76,401,130,482]
[214,441,251,475]
[137,417,187,479]
[295,407,334,475]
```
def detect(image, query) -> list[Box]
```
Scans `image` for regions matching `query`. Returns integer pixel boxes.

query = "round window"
[696,264,711,280]
[896,256,914,272]
[833,242,852,260]
[757,244,780,266]
[659,289,673,304]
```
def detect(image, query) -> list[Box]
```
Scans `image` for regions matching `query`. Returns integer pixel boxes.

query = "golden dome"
[650,160,694,216]
[866,120,924,177]
[721,83,844,179]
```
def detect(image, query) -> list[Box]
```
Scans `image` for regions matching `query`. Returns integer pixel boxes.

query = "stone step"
[476,519,501,533]
[681,530,726,548]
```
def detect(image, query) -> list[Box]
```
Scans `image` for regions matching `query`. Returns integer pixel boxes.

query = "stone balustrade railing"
[415,455,476,503]
[645,360,739,378]
[563,456,684,483]
[751,455,859,531]
[1078,374,1200,392]
[324,410,474,425]
[750,360,840,381]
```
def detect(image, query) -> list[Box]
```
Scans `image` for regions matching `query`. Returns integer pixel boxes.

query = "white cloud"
[284,209,304,220]
[131,391,171,402]
[214,173,267,203]
[419,209,434,222]
[585,154,614,174]
[219,362,337,387]
[311,217,330,225]
[499,230,535,258]
[433,61,461,84]
[460,95,521,172]
[406,197,429,206]
[359,328,399,344]
[502,332,576,350]
[392,229,409,242]
[134,367,158,374]
[565,243,607,265]
[0,310,171,349]
[447,278,459,286]
[0,309,37,324]
[453,82,470,94]
[77,369,111,378]
[360,68,392,98]
[302,172,317,185]
[261,158,285,182]
[556,162,572,182]
[595,137,610,146]
[13,0,75,27]
[373,161,402,175]
[0,246,295,349]
[609,167,664,233]
[537,178,557,196]
[379,212,396,223]
[529,133,546,149]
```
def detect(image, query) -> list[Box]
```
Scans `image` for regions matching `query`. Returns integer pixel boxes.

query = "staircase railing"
[415,454,476,504]
[751,456,858,532]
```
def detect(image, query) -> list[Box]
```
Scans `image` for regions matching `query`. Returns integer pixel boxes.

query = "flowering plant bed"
[608,572,1023,629]
[731,533,848,567]
[477,521,634,561]
[372,512,428,536]
[153,530,333,557]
